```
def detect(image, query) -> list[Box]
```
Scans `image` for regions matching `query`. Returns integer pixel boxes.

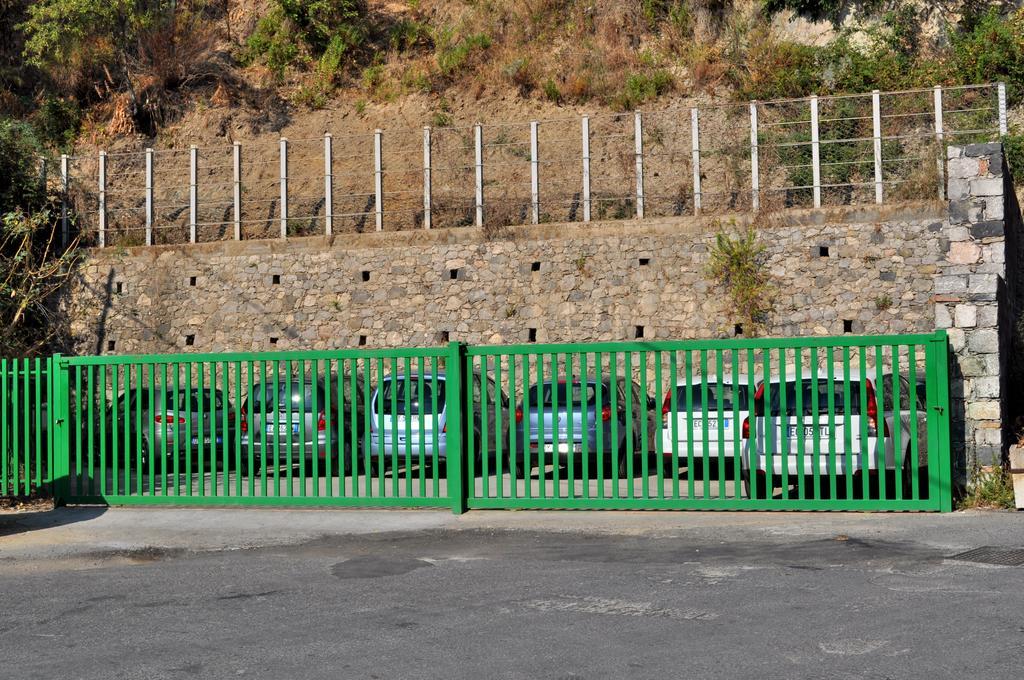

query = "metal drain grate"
[948,547,1024,566]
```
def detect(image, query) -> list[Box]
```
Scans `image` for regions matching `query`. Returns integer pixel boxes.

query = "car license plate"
[788,425,829,438]
[543,443,575,455]
[692,419,724,430]
[191,436,222,446]
[268,424,300,435]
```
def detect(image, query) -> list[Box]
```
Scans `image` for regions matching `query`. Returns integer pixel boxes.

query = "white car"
[659,375,754,466]
[741,371,928,497]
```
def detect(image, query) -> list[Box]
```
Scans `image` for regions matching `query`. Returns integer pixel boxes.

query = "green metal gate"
[9,332,952,512]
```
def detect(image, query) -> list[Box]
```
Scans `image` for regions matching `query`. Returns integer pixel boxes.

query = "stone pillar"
[943,143,1016,479]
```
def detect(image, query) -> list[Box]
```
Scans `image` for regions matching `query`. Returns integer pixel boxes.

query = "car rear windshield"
[673,383,750,411]
[528,382,599,408]
[379,378,445,415]
[766,379,865,417]
[247,382,325,413]
[164,389,225,411]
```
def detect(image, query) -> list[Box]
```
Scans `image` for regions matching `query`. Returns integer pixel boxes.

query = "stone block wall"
[944,143,1024,473]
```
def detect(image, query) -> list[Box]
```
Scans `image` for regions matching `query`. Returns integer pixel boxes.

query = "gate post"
[930,331,953,512]
[50,354,70,506]
[446,341,468,514]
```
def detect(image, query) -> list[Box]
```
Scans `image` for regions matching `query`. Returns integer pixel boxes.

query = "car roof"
[672,374,750,386]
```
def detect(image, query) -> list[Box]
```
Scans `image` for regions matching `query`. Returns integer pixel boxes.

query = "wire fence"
[55,83,1006,248]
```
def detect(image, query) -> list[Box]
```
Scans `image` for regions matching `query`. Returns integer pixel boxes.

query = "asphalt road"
[2,509,1024,679]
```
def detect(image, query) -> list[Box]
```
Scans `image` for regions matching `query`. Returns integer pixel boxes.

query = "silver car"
[240,378,363,474]
[105,388,236,470]
[515,378,658,478]
[368,372,509,473]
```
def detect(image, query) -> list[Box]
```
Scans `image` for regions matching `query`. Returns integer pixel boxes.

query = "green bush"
[0,119,46,215]
[246,0,367,78]
[732,33,821,100]
[615,70,672,109]
[30,96,81,151]
[950,9,1024,105]
[244,8,301,76]
[437,32,492,77]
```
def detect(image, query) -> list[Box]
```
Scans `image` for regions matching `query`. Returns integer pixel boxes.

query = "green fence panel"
[2,333,953,512]
[0,358,52,498]
[464,333,950,511]
[53,348,453,508]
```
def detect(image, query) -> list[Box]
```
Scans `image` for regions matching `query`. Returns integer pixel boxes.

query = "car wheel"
[742,468,769,500]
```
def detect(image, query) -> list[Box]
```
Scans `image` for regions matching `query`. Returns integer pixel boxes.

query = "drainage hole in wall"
[272,274,281,285]
[528,328,537,342]
[189,276,197,287]
[819,246,830,257]
[635,325,645,339]
[734,324,743,336]
[185,334,195,347]
[115,282,123,294]
[843,320,853,333]
[450,268,459,280]
[269,337,278,346]
[531,261,541,272]
[440,331,450,343]
[639,258,650,266]
[361,271,370,282]
[107,340,116,352]
[358,335,367,346]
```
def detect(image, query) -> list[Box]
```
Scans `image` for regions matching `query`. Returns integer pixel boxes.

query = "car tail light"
[754,384,765,417]
[742,417,750,439]
[515,407,523,423]
[866,381,879,437]
[442,423,446,433]
[317,411,326,432]
[155,415,185,425]
[661,393,672,416]
[601,405,612,422]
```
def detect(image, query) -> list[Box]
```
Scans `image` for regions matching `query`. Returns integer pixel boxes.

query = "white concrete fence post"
[749,102,759,211]
[634,111,644,219]
[998,82,1008,136]
[872,90,883,205]
[190,145,198,243]
[373,129,383,231]
[423,126,432,230]
[530,121,540,225]
[98,150,106,247]
[233,141,242,240]
[60,154,69,247]
[933,85,945,201]
[279,138,288,238]
[323,134,333,236]
[474,123,484,228]
[145,148,154,246]
[581,115,591,223]
[691,108,701,214]
[810,95,821,208]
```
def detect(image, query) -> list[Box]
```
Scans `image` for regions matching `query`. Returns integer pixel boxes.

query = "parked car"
[102,387,236,470]
[741,371,928,498]
[368,372,508,473]
[659,374,753,469]
[240,376,364,474]
[514,378,657,478]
